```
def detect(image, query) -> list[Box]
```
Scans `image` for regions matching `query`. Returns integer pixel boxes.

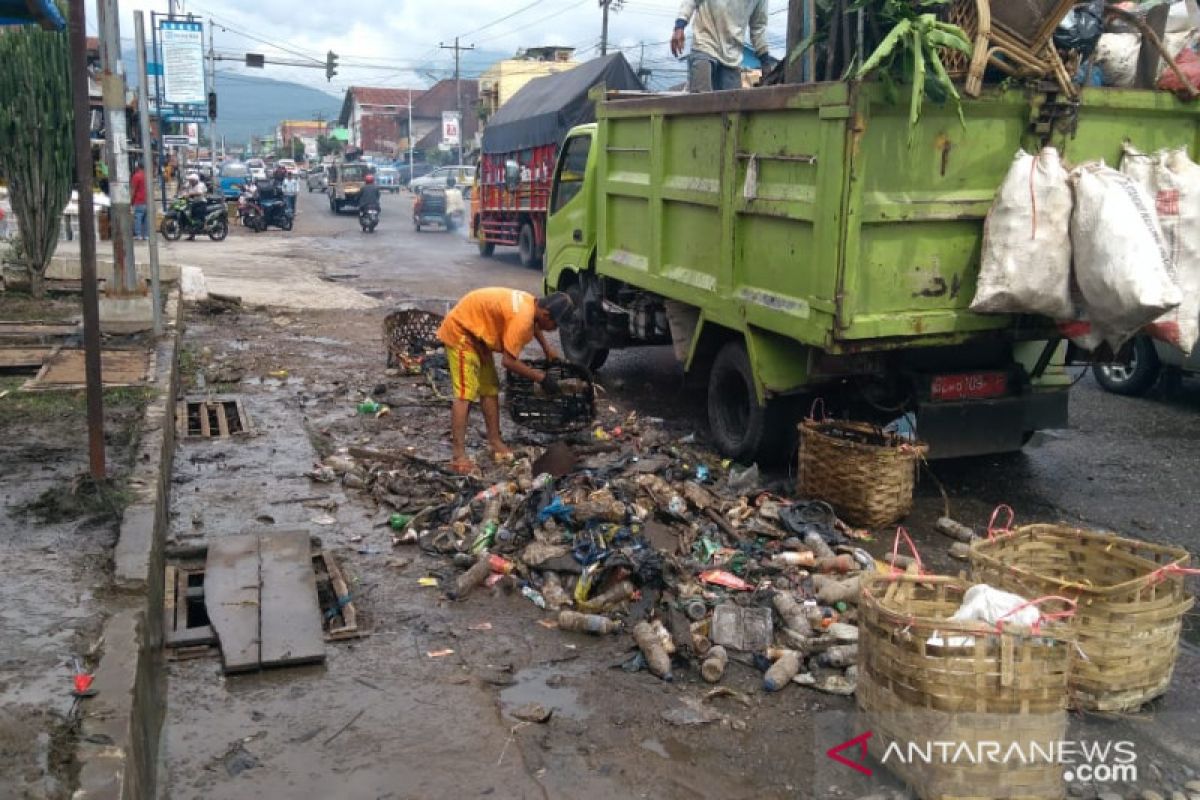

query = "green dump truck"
[543,82,1200,460]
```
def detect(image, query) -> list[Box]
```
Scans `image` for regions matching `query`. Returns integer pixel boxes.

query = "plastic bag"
[1095,32,1141,87]
[1120,145,1200,356]
[971,148,1074,319]
[1158,45,1200,96]
[927,584,1039,647]
[1070,162,1182,348]
[1054,0,1104,57]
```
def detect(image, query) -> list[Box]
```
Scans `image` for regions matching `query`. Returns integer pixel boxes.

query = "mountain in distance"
[208,71,341,145]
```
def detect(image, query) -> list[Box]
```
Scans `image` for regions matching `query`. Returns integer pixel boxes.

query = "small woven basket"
[858,566,1075,800]
[383,309,444,370]
[797,411,927,528]
[971,511,1196,712]
[506,359,595,434]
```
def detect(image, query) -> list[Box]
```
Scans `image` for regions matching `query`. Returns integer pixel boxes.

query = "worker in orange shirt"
[437,288,574,474]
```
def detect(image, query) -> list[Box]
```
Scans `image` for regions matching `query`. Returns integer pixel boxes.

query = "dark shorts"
[689,52,742,92]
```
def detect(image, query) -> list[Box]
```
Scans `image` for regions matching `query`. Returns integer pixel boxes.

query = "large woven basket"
[797,416,926,528]
[971,518,1196,713]
[858,570,1074,800]
[383,308,444,369]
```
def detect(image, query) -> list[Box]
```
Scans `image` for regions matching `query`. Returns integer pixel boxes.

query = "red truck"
[473,53,642,268]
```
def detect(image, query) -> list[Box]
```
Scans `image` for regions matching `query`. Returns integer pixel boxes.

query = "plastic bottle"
[583,579,636,611]
[773,592,814,637]
[772,551,816,568]
[473,482,512,504]
[819,644,858,668]
[521,585,547,608]
[357,399,381,415]
[388,513,413,530]
[488,554,515,574]
[701,645,728,683]
[804,532,837,560]
[684,598,708,621]
[633,621,673,680]
[935,516,976,543]
[764,649,801,692]
[557,610,621,635]
[471,496,503,554]
[541,571,571,610]
[449,554,492,599]
[815,555,856,574]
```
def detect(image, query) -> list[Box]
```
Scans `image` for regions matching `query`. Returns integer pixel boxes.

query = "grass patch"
[0,291,79,322]
[17,473,131,524]
[0,381,156,426]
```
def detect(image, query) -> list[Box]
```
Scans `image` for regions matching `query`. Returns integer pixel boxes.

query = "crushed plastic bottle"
[633,621,673,681]
[803,532,836,560]
[449,554,492,600]
[764,649,801,692]
[773,592,814,638]
[582,579,635,611]
[521,585,547,608]
[701,645,728,683]
[541,571,571,610]
[558,610,621,635]
[819,644,858,668]
[388,513,414,531]
[356,400,381,415]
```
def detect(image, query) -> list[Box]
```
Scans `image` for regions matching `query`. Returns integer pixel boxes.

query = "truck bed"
[593,82,1200,354]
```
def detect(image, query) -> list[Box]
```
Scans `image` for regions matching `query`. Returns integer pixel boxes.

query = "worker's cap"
[537,291,575,325]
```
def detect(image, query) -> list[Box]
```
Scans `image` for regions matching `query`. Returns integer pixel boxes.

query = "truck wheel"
[707,340,795,464]
[518,224,539,269]
[1093,336,1161,396]
[478,241,495,257]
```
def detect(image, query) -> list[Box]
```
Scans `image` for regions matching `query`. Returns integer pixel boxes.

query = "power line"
[457,0,553,39]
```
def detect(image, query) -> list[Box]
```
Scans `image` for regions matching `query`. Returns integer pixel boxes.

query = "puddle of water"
[499,663,588,722]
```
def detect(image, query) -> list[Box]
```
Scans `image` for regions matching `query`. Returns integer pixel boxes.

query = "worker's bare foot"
[489,445,514,463]
[449,456,475,475]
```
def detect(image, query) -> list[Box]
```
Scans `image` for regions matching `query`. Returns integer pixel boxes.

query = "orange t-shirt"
[437,288,537,358]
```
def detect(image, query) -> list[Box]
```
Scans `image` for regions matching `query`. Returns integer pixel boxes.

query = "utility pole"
[440,37,474,164]
[67,0,106,479]
[96,0,137,296]
[135,11,163,336]
[601,0,610,55]
[208,19,218,163]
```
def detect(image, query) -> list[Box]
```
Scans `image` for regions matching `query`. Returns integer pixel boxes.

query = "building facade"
[478,46,577,120]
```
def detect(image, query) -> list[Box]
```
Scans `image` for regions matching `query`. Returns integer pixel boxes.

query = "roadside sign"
[162,112,208,123]
[162,134,190,147]
[159,20,206,106]
[442,111,460,147]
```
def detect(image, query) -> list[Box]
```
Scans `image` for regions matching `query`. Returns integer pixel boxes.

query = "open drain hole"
[177,397,252,439]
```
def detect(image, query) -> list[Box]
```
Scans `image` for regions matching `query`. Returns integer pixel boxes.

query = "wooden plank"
[163,565,179,636]
[21,348,151,390]
[0,347,52,369]
[216,402,230,437]
[259,530,325,667]
[204,534,262,673]
[320,551,360,640]
[175,401,189,439]
[200,402,211,438]
[0,322,79,338]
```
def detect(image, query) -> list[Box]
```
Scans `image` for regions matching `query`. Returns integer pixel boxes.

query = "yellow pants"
[446,345,499,402]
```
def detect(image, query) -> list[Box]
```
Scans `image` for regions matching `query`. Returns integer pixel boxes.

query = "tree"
[317,135,343,158]
[0,16,73,298]
[274,138,305,162]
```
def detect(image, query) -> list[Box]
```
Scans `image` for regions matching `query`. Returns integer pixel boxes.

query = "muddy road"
[157,190,1200,800]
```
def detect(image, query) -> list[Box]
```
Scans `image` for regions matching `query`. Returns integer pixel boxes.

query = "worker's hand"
[670,27,687,58]
[758,52,779,74]
[540,372,561,396]
[542,346,560,362]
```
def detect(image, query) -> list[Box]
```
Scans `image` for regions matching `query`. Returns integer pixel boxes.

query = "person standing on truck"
[437,288,574,474]
[670,0,773,92]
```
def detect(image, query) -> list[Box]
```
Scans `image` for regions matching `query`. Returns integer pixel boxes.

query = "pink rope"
[889,527,924,575]
[995,595,1077,635]
[986,504,1015,541]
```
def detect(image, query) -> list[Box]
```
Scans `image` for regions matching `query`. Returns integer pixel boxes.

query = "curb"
[75,290,182,800]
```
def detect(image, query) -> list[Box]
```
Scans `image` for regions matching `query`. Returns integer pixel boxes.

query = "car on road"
[397,162,434,186]
[247,158,267,180]
[376,167,401,193]
[410,165,475,197]
[277,158,298,176]
[217,160,251,200]
[1093,335,1199,396]
[305,164,328,193]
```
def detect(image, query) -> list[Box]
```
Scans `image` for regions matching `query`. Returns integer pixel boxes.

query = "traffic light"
[207,91,217,121]
[325,50,338,82]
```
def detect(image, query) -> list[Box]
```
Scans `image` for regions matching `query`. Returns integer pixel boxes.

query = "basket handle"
[889,526,924,576]
[995,594,1077,634]
[986,504,1015,541]
[807,397,827,421]
[1147,563,1200,586]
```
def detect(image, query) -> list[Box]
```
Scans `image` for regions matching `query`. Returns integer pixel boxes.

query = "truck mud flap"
[917,391,1068,460]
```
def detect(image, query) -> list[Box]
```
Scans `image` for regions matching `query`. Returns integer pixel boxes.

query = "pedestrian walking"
[282,173,299,214]
[131,162,148,240]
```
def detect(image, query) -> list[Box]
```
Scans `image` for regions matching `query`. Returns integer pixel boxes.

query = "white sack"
[1095,32,1141,87]
[927,584,1040,647]
[1070,163,1181,348]
[180,265,209,301]
[971,148,1074,319]
[1120,145,1200,356]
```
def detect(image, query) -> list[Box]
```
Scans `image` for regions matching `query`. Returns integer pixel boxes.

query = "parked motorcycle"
[161,196,228,242]
[359,206,379,233]
[258,197,294,231]
[237,182,293,232]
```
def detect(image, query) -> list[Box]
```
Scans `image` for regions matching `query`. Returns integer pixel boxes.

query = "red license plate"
[930,371,1009,402]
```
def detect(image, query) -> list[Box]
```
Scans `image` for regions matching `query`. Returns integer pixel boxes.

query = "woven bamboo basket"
[971,517,1196,712]
[383,308,444,370]
[858,569,1075,800]
[796,415,926,528]
[506,359,595,434]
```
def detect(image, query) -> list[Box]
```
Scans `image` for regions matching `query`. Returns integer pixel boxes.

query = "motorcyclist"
[357,173,381,222]
[183,172,208,240]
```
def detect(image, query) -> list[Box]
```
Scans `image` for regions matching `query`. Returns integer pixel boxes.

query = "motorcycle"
[412,186,464,233]
[237,189,263,230]
[258,196,294,231]
[359,206,379,233]
[161,196,228,242]
[237,183,293,232]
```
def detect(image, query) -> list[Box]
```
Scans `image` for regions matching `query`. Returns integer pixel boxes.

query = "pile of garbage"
[310,415,879,695]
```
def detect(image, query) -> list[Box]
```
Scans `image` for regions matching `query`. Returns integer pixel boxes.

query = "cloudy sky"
[87,0,789,95]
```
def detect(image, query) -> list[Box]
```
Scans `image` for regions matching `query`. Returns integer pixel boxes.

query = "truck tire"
[707,340,794,464]
[478,241,495,257]
[560,284,609,371]
[518,223,540,269]
[1093,336,1161,396]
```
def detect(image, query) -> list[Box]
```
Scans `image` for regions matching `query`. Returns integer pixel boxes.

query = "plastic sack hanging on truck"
[1069,162,1181,348]
[1120,144,1200,356]
[970,148,1074,320]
